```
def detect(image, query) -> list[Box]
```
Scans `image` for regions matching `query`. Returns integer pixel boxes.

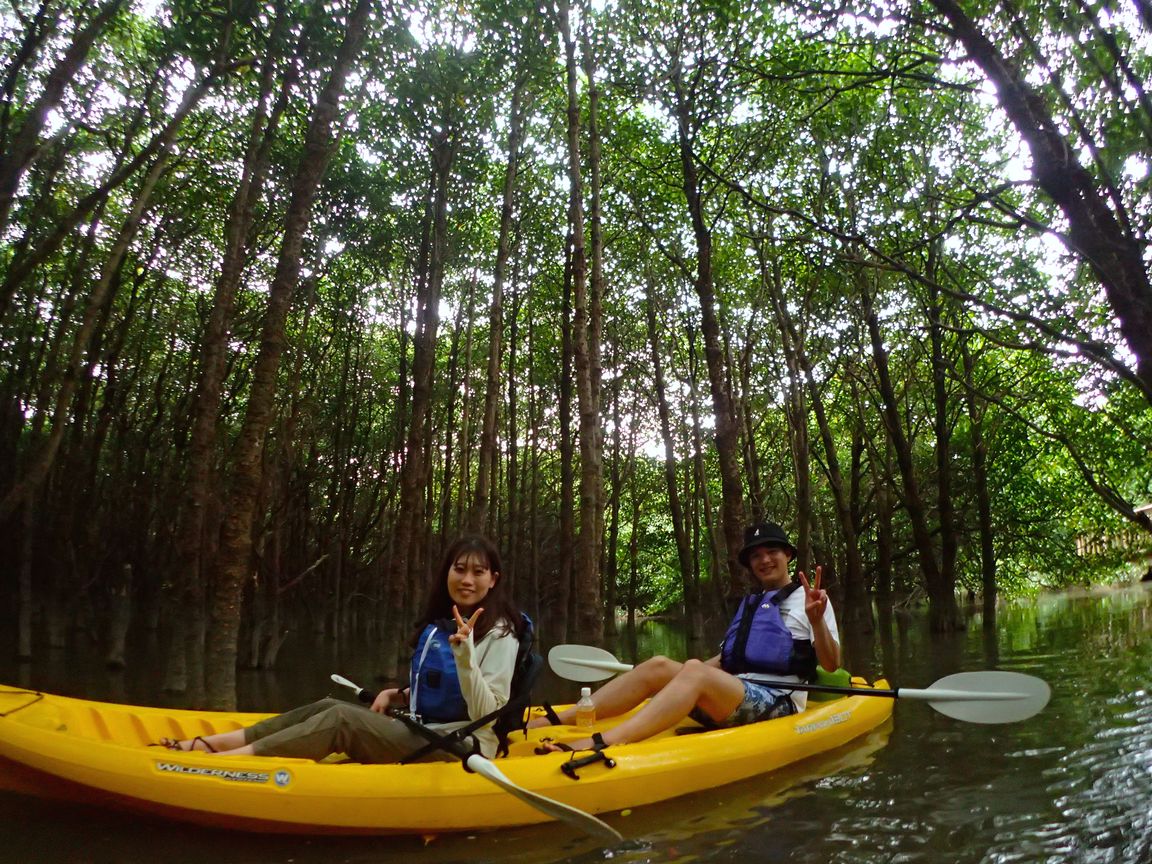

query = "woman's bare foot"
[534,737,593,754]
[158,735,216,752]
[156,729,247,753]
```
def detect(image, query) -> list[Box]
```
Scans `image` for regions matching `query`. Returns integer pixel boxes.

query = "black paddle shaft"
[742,677,899,699]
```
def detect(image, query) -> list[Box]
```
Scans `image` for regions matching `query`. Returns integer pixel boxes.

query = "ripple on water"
[981,694,1152,864]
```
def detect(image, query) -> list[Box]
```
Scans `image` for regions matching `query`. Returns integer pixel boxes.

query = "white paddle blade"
[548,644,631,682]
[330,674,360,692]
[918,671,1050,723]
[465,755,622,843]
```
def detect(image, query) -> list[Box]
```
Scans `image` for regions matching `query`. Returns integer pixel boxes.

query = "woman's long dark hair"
[412,534,523,645]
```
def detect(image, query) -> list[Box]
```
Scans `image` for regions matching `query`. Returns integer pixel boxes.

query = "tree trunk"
[471,74,525,531]
[763,250,871,632]
[0,150,170,523]
[683,322,730,617]
[603,374,624,639]
[16,492,35,659]
[165,13,289,697]
[0,0,126,234]
[0,58,228,322]
[1,1,55,155]
[554,232,575,644]
[962,339,998,628]
[439,279,471,536]
[385,122,455,676]
[626,467,642,631]
[672,69,745,596]
[737,331,764,520]
[863,292,963,632]
[929,0,1152,402]
[645,283,703,643]
[505,284,522,585]
[104,563,132,669]
[206,0,371,708]
[927,270,959,606]
[873,438,895,605]
[559,0,604,644]
[784,357,812,574]
[522,301,543,626]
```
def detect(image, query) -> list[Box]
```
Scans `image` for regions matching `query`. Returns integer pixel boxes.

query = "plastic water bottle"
[575,687,596,728]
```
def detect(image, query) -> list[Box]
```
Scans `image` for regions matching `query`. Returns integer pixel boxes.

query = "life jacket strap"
[728,581,802,672]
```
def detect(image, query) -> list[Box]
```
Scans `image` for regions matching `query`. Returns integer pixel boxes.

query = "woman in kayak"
[534,521,839,754]
[160,534,524,762]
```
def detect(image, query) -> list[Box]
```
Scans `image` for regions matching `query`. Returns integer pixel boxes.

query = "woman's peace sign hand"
[798,565,828,624]
[450,604,483,646]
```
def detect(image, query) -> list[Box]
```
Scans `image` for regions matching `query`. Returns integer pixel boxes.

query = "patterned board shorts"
[688,679,797,729]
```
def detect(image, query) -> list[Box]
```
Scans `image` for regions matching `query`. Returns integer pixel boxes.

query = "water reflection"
[0,584,1149,863]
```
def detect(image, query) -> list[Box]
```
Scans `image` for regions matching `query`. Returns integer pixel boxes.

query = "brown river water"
[1,583,1149,864]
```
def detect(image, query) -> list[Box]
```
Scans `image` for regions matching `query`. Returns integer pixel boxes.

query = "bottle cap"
[580,687,591,697]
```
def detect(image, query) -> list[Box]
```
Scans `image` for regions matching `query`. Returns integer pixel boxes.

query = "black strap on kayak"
[0,690,44,717]
[396,713,480,765]
[390,708,483,771]
[561,733,616,780]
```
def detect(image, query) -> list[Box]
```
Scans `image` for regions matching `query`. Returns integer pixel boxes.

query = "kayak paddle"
[331,673,376,704]
[330,673,622,843]
[547,644,1051,724]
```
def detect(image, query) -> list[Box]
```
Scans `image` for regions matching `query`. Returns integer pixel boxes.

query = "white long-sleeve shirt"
[431,621,519,757]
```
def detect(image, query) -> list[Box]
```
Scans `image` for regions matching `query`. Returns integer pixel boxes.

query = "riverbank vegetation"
[1,0,1149,706]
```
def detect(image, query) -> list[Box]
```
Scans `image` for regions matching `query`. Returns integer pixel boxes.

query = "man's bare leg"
[540,660,746,749]
[529,656,684,728]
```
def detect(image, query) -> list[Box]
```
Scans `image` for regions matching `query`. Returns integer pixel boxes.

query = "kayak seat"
[491,650,544,757]
[399,614,542,763]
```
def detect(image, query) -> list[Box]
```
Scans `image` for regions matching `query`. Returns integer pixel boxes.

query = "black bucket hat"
[737,521,797,567]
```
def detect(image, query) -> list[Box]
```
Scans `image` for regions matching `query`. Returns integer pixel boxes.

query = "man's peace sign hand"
[798,566,828,624]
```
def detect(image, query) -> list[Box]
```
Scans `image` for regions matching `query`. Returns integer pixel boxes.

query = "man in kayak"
[533,521,839,753]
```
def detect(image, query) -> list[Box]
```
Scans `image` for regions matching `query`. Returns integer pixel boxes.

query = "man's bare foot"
[527,706,569,728]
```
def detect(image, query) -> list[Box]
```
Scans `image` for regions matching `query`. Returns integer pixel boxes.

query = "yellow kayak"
[0,680,892,834]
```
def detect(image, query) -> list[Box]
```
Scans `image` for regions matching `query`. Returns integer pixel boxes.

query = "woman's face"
[446,552,498,613]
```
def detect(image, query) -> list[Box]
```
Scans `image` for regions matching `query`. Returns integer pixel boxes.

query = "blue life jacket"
[720,582,818,680]
[410,621,468,723]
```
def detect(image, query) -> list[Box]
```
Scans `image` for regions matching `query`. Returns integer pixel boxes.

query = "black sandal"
[152,736,216,753]
[561,733,616,779]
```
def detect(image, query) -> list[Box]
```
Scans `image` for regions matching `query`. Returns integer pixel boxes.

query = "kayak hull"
[0,681,892,834]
